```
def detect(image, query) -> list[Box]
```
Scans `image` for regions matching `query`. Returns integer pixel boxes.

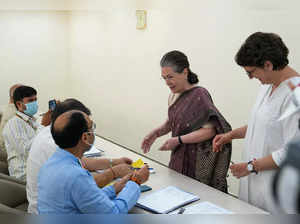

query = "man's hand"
[113,157,132,165]
[113,173,132,194]
[134,165,150,184]
[158,137,179,151]
[230,163,250,178]
[41,110,52,126]
[141,130,158,153]
[112,164,133,178]
[212,133,232,152]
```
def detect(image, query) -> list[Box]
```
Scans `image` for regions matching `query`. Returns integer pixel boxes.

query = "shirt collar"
[57,147,81,165]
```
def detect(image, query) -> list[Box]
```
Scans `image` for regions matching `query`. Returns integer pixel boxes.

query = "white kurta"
[239,77,300,212]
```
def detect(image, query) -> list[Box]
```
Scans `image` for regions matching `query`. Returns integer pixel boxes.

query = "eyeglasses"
[245,68,257,77]
[86,122,96,134]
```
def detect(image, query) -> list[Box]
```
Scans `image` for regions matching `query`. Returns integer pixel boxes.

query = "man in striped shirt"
[2,85,51,181]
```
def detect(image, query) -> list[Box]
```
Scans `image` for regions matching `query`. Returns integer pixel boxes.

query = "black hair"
[13,86,37,109]
[51,98,91,123]
[235,32,289,70]
[160,50,199,84]
[51,111,88,149]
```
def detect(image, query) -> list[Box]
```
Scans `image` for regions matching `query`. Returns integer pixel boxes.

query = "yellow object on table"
[131,158,145,169]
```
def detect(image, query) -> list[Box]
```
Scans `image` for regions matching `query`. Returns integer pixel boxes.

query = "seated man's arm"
[92,164,133,188]
[81,157,132,171]
[72,173,140,214]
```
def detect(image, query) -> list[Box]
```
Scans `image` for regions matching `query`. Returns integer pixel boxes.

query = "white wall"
[0,11,70,112]
[67,0,300,195]
[1,0,300,195]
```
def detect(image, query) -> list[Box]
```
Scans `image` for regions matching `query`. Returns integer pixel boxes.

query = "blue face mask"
[24,101,38,116]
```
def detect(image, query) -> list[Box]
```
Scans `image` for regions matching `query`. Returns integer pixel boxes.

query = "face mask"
[24,101,38,117]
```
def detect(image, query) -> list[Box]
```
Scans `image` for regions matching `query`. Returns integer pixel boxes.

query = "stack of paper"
[136,186,200,214]
[170,201,233,214]
[84,145,104,157]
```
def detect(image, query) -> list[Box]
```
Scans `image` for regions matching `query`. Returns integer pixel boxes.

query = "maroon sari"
[168,86,232,193]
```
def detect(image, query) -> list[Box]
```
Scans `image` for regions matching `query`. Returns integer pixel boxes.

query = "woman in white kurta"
[212,32,300,212]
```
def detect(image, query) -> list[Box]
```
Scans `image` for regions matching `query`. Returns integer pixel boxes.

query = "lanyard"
[15,113,37,131]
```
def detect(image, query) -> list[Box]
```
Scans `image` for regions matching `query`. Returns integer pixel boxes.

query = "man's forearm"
[93,169,115,188]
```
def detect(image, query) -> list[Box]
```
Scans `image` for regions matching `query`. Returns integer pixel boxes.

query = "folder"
[136,186,200,214]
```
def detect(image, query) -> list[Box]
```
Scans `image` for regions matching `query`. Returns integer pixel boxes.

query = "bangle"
[178,136,183,145]
[130,175,141,185]
[109,158,113,168]
[110,167,116,179]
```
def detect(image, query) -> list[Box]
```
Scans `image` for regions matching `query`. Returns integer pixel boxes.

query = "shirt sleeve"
[272,96,300,166]
[2,119,35,160]
[101,185,116,199]
[71,173,140,214]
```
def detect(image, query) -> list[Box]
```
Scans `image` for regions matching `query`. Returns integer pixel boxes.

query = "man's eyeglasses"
[86,122,96,134]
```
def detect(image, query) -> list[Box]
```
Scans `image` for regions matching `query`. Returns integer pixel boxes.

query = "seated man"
[0,84,22,163]
[27,98,133,214]
[2,85,51,181]
[38,110,149,214]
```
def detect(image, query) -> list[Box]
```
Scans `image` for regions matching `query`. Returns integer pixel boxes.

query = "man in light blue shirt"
[38,110,149,214]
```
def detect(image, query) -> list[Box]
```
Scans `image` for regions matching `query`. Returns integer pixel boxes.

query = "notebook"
[136,186,200,214]
[170,201,233,214]
[84,145,104,157]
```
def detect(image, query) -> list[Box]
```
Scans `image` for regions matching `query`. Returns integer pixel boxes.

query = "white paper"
[170,201,233,214]
[136,186,199,214]
[83,145,104,157]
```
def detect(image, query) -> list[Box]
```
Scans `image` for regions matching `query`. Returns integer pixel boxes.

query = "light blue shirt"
[38,148,140,214]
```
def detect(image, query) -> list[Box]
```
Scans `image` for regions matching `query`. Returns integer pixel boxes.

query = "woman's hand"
[230,163,250,178]
[212,132,232,152]
[159,137,179,151]
[141,130,158,153]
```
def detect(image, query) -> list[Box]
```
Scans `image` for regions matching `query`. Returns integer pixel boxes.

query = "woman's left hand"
[159,137,179,151]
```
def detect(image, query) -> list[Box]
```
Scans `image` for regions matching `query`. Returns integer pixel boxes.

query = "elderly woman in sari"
[141,50,232,193]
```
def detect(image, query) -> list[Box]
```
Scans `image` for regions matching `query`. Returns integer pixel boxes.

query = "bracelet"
[130,172,141,185]
[110,167,116,179]
[109,158,113,168]
[178,136,183,145]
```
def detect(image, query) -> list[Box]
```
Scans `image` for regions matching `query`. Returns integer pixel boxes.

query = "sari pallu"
[168,86,232,193]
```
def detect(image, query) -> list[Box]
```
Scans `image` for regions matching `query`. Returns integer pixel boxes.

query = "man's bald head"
[9,84,22,103]
[51,110,90,149]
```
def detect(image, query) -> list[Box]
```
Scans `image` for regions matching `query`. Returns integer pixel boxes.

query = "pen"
[177,207,185,214]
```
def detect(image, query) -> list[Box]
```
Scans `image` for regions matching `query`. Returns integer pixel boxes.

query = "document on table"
[84,145,104,157]
[170,201,233,214]
[136,186,200,214]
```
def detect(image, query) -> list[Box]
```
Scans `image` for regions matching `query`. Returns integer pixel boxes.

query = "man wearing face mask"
[2,85,51,181]
[38,110,149,214]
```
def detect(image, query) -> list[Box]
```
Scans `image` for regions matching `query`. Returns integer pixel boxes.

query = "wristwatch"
[247,160,258,174]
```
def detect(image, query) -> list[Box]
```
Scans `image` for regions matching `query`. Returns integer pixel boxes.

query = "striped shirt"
[2,111,43,181]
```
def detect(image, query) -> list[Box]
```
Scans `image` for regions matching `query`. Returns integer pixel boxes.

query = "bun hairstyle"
[160,50,199,84]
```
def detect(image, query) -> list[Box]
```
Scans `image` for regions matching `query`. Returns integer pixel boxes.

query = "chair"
[0,173,26,185]
[0,178,28,214]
